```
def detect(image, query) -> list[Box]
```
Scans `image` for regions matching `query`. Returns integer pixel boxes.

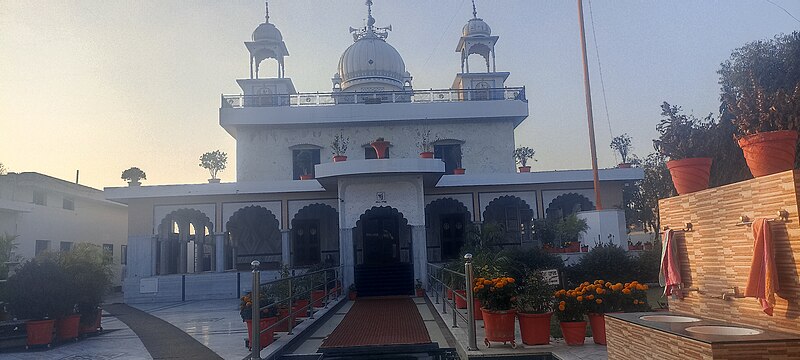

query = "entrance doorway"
[440,214,466,260]
[354,207,413,296]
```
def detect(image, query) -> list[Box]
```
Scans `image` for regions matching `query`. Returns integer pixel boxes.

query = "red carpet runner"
[320,297,431,348]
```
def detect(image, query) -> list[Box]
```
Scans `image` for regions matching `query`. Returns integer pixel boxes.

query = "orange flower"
[622,289,631,295]
[577,296,584,302]
[558,303,566,311]
[484,280,492,285]
[642,284,649,290]
[634,300,639,305]
[586,294,595,300]
[596,299,603,304]
[496,282,505,288]
[507,278,515,283]
[595,288,604,294]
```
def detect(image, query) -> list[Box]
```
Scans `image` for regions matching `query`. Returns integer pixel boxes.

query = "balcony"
[220,87,526,108]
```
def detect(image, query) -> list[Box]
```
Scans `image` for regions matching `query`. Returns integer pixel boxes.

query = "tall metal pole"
[577,0,603,210]
[464,254,477,351]
[250,260,261,360]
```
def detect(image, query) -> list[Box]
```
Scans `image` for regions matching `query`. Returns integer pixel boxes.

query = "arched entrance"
[482,195,535,247]
[156,209,214,275]
[353,206,413,296]
[226,206,281,270]
[425,198,472,262]
[291,203,339,267]
[546,193,595,219]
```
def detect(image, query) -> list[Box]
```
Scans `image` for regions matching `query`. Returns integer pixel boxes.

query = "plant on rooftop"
[121,167,146,185]
[513,146,536,172]
[199,150,227,181]
[417,129,437,158]
[610,133,633,165]
[330,131,349,161]
[653,102,716,194]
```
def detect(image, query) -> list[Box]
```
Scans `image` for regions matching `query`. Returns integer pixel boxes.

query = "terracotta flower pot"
[293,299,309,317]
[299,174,314,180]
[348,290,357,301]
[518,166,531,173]
[370,140,390,159]
[481,308,517,344]
[245,316,277,349]
[416,288,425,297]
[79,309,102,335]
[332,155,347,162]
[455,290,467,309]
[453,168,466,175]
[312,290,326,307]
[518,312,552,345]
[666,157,712,195]
[26,319,55,347]
[588,313,608,345]
[275,308,295,332]
[56,314,81,342]
[560,321,587,346]
[420,151,434,159]
[447,289,453,300]
[738,130,798,177]
[473,299,483,320]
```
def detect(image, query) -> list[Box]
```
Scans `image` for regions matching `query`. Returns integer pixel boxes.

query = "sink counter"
[606,312,800,360]
[607,312,800,344]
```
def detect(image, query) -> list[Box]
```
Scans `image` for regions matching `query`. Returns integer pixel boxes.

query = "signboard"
[140,278,158,293]
[376,192,387,203]
[541,269,560,286]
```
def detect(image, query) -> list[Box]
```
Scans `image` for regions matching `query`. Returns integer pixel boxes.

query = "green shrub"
[497,247,564,283]
[7,257,73,320]
[515,271,555,314]
[634,240,662,284]
[565,243,635,285]
[60,244,113,325]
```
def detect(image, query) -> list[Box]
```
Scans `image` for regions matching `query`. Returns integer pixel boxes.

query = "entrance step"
[355,263,414,297]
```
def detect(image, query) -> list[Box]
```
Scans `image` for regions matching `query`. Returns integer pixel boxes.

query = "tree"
[610,133,633,164]
[513,146,536,167]
[0,233,19,279]
[0,163,6,175]
[121,167,147,184]
[626,153,675,233]
[199,150,228,180]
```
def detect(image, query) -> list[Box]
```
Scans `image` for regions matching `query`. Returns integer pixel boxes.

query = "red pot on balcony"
[453,168,466,175]
[370,139,390,159]
[26,319,54,347]
[420,151,434,159]
[332,155,347,162]
[518,166,531,173]
[299,174,314,180]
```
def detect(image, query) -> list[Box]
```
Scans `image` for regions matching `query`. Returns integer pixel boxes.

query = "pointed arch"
[482,195,534,246]
[156,208,214,275]
[226,205,282,270]
[291,203,339,266]
[424,198,472,262]
[546,193,595,219]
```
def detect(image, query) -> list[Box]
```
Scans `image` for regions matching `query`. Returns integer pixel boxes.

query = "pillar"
[281,229,291,266]
[339,228,354,289]
[159,239,168,275]
[215,233,225,273]
[411,225,428,288]
[179,242,187,274]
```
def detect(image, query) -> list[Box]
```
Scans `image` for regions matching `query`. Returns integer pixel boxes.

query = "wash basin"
[685,325,763,336]
[639,315,701,323]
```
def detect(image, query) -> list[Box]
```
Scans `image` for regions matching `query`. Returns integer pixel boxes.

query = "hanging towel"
[745,218,779,316]
[659,229,683,298]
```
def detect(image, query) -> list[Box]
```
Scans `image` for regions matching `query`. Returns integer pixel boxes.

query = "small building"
[0,172,128,284]
[106,2,642,303]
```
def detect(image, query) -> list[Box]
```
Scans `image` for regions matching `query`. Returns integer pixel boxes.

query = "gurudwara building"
[106,2,642,303]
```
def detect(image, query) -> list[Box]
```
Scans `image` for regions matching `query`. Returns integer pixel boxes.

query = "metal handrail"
[246,263,343,359]
[221,87,527,108]
[427,254,478,350]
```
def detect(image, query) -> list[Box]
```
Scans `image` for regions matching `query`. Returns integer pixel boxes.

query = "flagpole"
[577,0,603,210]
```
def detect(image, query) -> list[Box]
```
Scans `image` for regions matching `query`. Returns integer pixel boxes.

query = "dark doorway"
[363,216,400,265]
[440,213,466,260]
[293,219,321,266]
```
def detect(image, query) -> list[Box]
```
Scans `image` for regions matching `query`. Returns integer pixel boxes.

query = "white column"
[215,233,225,273]
[281,229,291,266]
[159,240,168,275]
[339,228,354,289]
[411,225,428,288]
[150,236,158,276]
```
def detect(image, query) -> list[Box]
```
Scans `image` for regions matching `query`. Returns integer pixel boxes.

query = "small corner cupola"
[246,0,289,79]
[333,0,412,92]
[452,0,509,92]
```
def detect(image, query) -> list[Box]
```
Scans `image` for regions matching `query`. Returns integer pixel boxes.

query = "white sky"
[1,1,799,189]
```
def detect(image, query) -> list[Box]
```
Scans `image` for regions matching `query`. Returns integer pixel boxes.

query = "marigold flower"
[596,288,604,294]
[577,296,583,302]
[558,304,566,311]
[559,301,565,306]
[642,284,649,290]
[507,278,515,283]
[634,300,639,305]
[622,289,631,295]
[496,282,505,288]
[484,280,492,285]
[586,294,594,300]
[596,299,603,304]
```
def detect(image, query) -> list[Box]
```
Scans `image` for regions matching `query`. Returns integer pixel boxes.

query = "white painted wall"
[237,120,517,182]
[577,209,626,250]
[338,175,425,228]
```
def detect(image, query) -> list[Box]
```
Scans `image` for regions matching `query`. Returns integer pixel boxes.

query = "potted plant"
[199,150,227,183]
[618,281,650,313]
[331,132,349,162]
[415,279,425,297]
[515,271,555,345]
[554,285,588,346]
[307,263,329,307]
[121,167,146,187]
[348,283,357,301]
[453,146,466,174]
[653,102,715,195]
[240,289,278,349]
[514,146,536,173]
[581,280,623,345]
[610,134,633,168]
[417,129,437,158]
[6,256,73,348]
[370,137,390,159]
[59,244,112,339]
[730,79,799,177]
[474,276,518,348]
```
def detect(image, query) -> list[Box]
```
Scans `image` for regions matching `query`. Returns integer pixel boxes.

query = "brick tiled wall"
[659,170,800,335]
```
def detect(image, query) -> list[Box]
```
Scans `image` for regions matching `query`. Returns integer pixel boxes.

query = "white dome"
[252,22,283,42]
[337,33,406,91]
[462,18,491,37]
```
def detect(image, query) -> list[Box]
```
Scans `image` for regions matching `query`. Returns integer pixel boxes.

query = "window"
[35,240,50,256]
[292,149,320,180]
[63,197,74,210]
[33,190,46,206]
[103,244,114,263]
[364,147,389,159]
[434,144,462,174]
[60,241,73,252]
[121,245,128,265]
